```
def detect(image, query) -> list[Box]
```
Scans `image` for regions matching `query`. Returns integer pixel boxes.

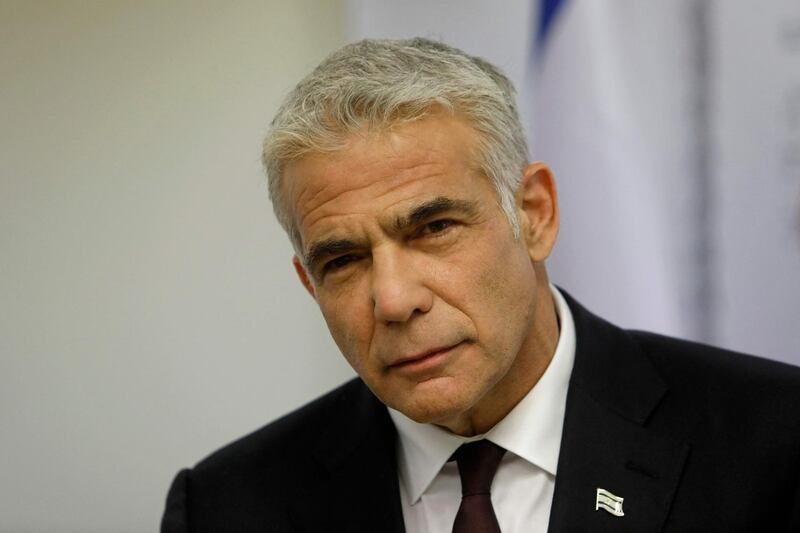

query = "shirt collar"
[388,284,576,504]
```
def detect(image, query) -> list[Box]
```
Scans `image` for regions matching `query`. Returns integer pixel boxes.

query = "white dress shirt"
[388,285,576,533]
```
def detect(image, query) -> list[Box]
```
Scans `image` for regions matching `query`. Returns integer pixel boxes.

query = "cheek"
[318,288,375,372]
[464,237,536,347]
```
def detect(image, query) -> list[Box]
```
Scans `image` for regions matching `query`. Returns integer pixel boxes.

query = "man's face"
[284,114,555,433]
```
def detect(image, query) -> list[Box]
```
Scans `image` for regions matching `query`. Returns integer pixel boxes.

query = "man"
[162,38,800,532]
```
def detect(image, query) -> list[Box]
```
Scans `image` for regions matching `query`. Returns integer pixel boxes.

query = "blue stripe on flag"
[537,0,568,48]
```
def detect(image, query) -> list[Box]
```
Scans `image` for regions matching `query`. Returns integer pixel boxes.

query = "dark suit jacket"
[161,292,800,532]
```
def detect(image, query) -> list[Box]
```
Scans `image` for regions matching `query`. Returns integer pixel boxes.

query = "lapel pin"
[596,488,625,517]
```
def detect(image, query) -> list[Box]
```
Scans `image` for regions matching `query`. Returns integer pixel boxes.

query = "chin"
[385,378,481,427]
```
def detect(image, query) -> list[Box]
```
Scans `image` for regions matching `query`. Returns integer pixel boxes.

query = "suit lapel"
[288,380,405,533]
[548,292,690,532]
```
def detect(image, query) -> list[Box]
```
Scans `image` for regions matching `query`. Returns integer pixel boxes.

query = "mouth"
[388,342,464,376]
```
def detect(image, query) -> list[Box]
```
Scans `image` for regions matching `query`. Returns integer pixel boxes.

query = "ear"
[293,255,317,299]
[517,162,559,263]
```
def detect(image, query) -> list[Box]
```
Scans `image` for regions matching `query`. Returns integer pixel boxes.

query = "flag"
[529,0,711,340]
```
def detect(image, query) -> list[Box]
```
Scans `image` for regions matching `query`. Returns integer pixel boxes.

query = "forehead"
[283,115,488,244]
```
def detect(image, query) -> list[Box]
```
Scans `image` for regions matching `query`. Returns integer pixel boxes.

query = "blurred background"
[1,1,797,530]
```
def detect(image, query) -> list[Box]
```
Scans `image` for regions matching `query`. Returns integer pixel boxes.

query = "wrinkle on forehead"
[284,114,483,245]
[300,164,449,242]
[291,158,452,233]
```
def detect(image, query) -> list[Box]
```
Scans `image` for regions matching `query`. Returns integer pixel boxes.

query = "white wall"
[0,2,351,531]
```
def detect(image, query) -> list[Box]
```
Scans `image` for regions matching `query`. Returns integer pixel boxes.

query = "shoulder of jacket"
[629,330,800,429]
[192,377,367,476]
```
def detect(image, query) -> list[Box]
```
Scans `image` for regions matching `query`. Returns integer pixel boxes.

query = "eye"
[323,254,359,274]
[420,219,456,236]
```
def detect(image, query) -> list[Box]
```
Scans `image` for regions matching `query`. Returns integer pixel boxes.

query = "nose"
[371,247,433,323]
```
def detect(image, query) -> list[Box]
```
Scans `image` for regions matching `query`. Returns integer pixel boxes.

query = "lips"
[392,346,451,366]
[387,341,463,375]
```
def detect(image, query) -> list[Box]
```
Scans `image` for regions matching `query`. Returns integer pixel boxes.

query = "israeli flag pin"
[596,488,625,517]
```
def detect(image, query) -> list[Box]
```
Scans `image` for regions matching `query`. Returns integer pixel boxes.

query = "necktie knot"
[453,439,506,496]
[451,440,506,533]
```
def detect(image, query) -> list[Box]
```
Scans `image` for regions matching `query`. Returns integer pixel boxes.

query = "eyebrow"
[305,238,360,274]
[392,196,479,233]
[304,196,478,272]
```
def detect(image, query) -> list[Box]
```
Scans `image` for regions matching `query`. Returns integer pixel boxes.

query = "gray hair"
[262,37,530,256]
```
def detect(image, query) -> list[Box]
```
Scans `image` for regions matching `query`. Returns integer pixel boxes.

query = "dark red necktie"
[452,440,506,533]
